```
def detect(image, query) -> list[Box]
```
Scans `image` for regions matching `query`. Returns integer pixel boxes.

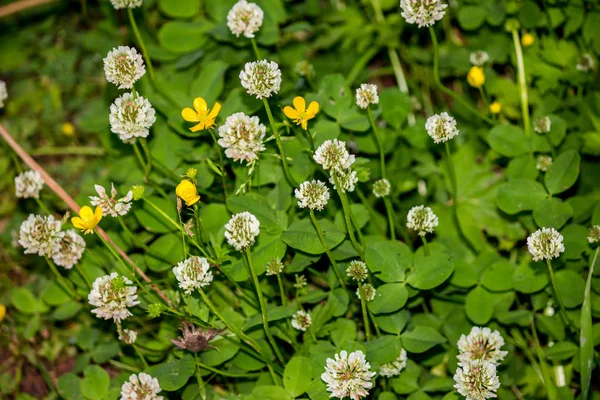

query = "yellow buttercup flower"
[181,97,221,132]
[72,206,102,234]
[283,96,319,130]
[0,304,5,322]
[521,33,534,47]
[62,122,75,136]
[467,66,485,88]
[490,101,502,114]
[176,180,200,206]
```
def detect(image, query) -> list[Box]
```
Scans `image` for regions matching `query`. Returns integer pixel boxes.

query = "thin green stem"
[546,260,578,334]
[478,86,490,109]
[512,30,530,137]
[530,319,558,400]
[277,274,287,306]
[346,46,380,85]
[197,360,261,378]
[383,197,396,241]
[208,128,228,199]
[367,107,386,180]
[304,127,315,150]
[263,99,297,187]
[75,263,92,289]
[445,141,458,220]
[387,47,415,126]
[133,141,146,172]
[421,235,430,256]
[127,8,155,80]
[250,38,262,59]
[333,174,363,258]
[45,257,76,298]
[133,344,149,369]
[358,282,372,341]
[355,187,386,235]
[369,0,384,22]
[176,207,188,259]
[309,210,345,288]
[367,307,381,337]
[139,138,152,180]
[34,198,52,215]
[545,133,556,157]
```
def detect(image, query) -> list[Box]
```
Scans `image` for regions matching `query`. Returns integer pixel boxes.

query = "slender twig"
[0,0,57,18]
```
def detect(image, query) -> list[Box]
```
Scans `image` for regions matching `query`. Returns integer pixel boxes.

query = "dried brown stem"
[0,0,58,18]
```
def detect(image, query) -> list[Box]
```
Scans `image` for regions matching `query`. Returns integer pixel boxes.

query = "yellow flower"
[181,97,221,132]
[72,206,102,234]
[283,96,319,130]
[467,66,485,88]
[62,122,75,136]
[176,180,200,206]
[0,304,5,322]
[521,33,534,47]
[490,101,502,114]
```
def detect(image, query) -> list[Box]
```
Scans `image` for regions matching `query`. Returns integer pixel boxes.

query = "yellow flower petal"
[208,102,221,119]
[182,107,199,122]
[301,120,308,130]
[80,206,94,220]
[0,304,6,322]
[190,122,205,132]
[71,217,85,230]
[193,97,208,115]
[293,96,306,113]
[306,101,319,117]
[204,117,216,130]
[283,106,300,120]
[94,206,103,223]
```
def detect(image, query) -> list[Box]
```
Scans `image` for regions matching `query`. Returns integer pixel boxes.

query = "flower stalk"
[309,210,345,288]
[545,260,578,333]
[127,8,155,80]
[358,282,372,341]
[511,30,530,137]
[262,98,297,187]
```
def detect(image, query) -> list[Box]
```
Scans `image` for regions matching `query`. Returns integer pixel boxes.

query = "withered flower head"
[170,322,224,352]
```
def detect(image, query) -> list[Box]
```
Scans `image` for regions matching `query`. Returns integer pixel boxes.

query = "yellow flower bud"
[186,168,198,179]
[0,304,5,322]
[490,101,502,114]
[467,66,485,88]
[62,122,75,136]
[176,180,200,207]
[521,33,534,47]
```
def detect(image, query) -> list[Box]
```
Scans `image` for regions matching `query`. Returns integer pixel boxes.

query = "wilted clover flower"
[535,155,552,172]
[330,169,358,193]
[295,60,315,78]
[131,185,145,200]
[379,349,408,378]
[453,359,500,400]
[225,212,260,251]
[527,228,564,261]
[470,50,490,66]
[218,112,266,164]
[355,83,379,109]
[173,256,213,294]
[533,116,551,134]
[400,0,447,28]
[120,373,163,400]
[147,303,164,319]
[52,230,86,269]
[425,112,459,144]
[90,183,133,217]
[110,0,142,9]
[314,139,356,172]
[406,205,438,236]
[170,321,223,352]
[295,180,330,211]
[0,80,7,108]
[227,0,263,38]
[15,170,44,199]
[294,274,307,289]
[291,310,312,331]
[103,46,145,89]
[321,350,376,400]
[576,54,595,72]
[346,260,368,282]
[19,214,64,257]
[372,178,390,198]
[357,283,376,302]
[240,60,281,99]
[457,327,508,366]
[119,329,138,345]
[109,92,156,143]
[589,226,600,243]
[266,259,284,275]
[88,273,139,323]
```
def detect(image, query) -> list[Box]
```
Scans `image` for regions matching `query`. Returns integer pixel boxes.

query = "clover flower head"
[0,80,7,108]
[266,259,284,275]
[533,116,551,134]
[291,310,312,331]
[527,228,564,261]
[225,212,260,251]
[119,329,138,344]
[589,225,600,243]
[19,214,64,257]
[330,169,358,193]
[535,155,552,172]
[457,327,508,366]
[131,185,145,200]
[109,92,156,143]
[88,273,139,322]
[321,350,376,400]
[218,112,266,164]
[110,0,142,9]
[372,178,390,198]
[295,60,315,78]
[543,301,555,317]
[453,359,500,400]
[103,46,145,89]
[425,112,459,143]
[90,183,133,217]
[357,283,376,302]
[227,0,264,38]
[120,373,163,400]
[314,139,355,172]
[295,180,330,211]
[576,54,595,72]
[379,349,408,378]
[406,205,438,236]
[173,256,213,294]
[294,274,307,289]
[15,170,44,199]
[346,260,368,282]
[52,229,86,269]
[470,50,490,66]
[400,0,448,28]
[240,60,281,99]
[171,321,223,352]
[355,83,379,109]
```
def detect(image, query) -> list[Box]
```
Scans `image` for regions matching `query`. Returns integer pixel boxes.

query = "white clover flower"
[357,283,376,302]
[15,170,44,199]
[227,0,264,38]
[457,327,508,366]
[589,226,600,244]
[266,259,284,275]
[346,260,368,282]
[454,359,500,400]
[88,273,139,323]
[543,301,555,317]
[119,329,138,344]
[240,60,281,99]
[294,274,307,289]
[19,214,64,257]
[120,373,163,400]
[110,0,142,9]
[533,116,551,134]
[173,256,213,294]
[576,54,595,72]
[291,310,312,331]
[103,46,145,89]
[379,349,408,378]
[90,183,133,217]
[314,139,356,172]
[470,50,490,66]
[0,80,7,108]
[425,112,459,144]
[225,212,260,251]
[52,229,86,269]
[295,180,330,211]
[535,155,552,172]
[321,350,376,400]
[406,205,438,236]
[295,60,315,78]
[527,228,565,262]
[355,83,379,109]
[330,169,358,193]
[400,0,447,28]
[109,92,156,144]
[218,112,266,164]
[372,178,390,198]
